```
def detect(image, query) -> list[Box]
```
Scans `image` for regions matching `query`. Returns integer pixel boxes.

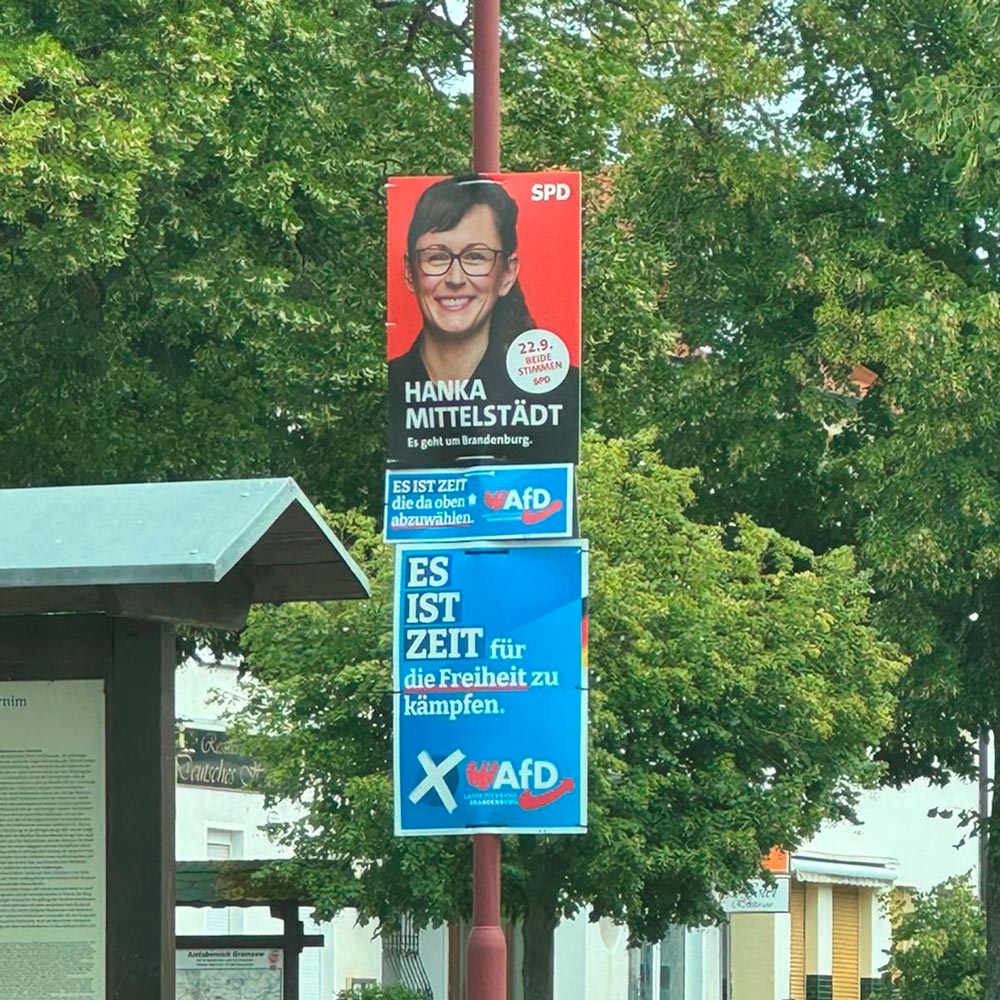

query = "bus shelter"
[0,478,369,1000]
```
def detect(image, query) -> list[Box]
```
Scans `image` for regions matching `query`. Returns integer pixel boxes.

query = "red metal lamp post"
[466,3,506,999]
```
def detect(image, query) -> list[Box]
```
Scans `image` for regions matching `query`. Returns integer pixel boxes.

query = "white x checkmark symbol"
[408,749,466,813]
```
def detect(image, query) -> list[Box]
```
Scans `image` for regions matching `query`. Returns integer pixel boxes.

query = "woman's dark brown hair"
[406,173,535,348]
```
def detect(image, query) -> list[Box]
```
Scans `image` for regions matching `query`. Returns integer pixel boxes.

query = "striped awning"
[792,855,897,888]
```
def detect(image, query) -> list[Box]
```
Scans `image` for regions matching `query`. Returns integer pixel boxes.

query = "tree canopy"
[872,877,985,1000]
[606,1,1000,989]
[0,0,669,506]
[612,0,1000,781]
[228,433,904,1000]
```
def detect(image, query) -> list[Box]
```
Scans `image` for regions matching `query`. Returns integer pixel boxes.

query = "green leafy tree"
[228,434,904,1000]
[0,0,469,502]
[0,0,671,508]
[871,877,985,1000]
[595,1,1000,993]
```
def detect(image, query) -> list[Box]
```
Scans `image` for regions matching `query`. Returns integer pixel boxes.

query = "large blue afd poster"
[393,541,588,835]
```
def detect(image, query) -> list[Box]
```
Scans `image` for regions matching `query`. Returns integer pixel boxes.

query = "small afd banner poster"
[383,464,574,544]
[387,171,581,469]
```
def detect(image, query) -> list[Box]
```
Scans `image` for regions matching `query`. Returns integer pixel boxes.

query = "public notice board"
[0,680,106,999]
[386,171,581,468]
[393,541,588,835]
[176,947,283,1000]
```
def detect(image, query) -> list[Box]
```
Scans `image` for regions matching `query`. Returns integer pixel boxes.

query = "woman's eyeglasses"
[410,246,505,277]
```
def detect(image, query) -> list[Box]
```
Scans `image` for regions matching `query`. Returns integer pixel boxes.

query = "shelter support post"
[107,618,176,1000]
[271,901,303,1000]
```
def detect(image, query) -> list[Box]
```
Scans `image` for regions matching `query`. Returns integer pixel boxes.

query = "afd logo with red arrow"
[465,757,575,810]
[481,486,564,526]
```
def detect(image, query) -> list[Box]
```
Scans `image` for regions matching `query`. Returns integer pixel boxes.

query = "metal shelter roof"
[0,478,370,628]
[176,861,329,908]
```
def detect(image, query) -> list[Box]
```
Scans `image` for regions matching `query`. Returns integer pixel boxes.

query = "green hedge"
[335,985,430,1000]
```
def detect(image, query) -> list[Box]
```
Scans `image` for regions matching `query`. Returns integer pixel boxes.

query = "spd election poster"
[386,172,581,469]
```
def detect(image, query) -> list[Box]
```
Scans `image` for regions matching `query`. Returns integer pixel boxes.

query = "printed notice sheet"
[177,948,283,1000]
[0,680,106,999]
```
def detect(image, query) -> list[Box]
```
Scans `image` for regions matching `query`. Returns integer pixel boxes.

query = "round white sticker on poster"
[506,329,572,394]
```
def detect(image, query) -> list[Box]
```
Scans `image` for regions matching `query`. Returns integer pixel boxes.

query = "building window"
[383,914,433,998]
[832,886,860,1000]
[628,927,686,1000]
[299,943,322,1000]
[205,827,243,934]
[659,926,685,1000]
[628,943,655,1000]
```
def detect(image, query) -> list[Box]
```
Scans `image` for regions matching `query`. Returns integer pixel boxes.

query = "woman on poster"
[388,173,579,467]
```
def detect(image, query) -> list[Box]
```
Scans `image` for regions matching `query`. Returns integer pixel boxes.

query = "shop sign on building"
[175,727,265,791]
[721,877,791,914]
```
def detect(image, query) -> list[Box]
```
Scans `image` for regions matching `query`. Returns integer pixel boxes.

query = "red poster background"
[386,171,581,364]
